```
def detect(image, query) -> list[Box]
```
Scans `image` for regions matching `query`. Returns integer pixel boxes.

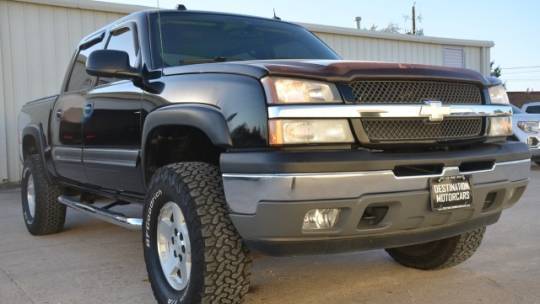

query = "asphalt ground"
[0,168,539,304]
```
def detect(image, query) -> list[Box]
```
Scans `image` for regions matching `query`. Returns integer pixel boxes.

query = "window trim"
[63,32,105,93]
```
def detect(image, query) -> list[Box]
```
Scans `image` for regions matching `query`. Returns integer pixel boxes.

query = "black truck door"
[50,34,106,183]
[82,24,145,194]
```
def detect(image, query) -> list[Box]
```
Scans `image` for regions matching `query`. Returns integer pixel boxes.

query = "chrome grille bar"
[267,104,512,119]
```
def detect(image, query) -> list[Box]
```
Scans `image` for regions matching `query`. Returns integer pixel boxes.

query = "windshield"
[511,105,522,113]
[150,12,340,68]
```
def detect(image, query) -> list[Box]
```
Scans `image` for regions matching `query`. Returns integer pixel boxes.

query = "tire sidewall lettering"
[145,189,162,248]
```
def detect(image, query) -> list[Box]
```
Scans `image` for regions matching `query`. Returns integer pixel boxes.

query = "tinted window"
[526,105,540,113]
[106,27,138,67]
[150,12,339,67]
[66,37,105,92]
[97,27,139,86]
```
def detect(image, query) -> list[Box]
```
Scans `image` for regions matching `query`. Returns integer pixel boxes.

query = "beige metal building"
[0,0,494,183]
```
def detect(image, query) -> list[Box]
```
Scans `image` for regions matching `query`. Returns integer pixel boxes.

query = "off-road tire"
[143,162,252,304]
[21,154,66,235]
[385,227,486,270]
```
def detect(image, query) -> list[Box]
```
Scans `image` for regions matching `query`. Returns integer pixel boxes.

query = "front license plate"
[430,175,472,211]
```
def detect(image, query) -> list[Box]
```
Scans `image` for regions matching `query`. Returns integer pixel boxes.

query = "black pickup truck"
[18,8,530,304]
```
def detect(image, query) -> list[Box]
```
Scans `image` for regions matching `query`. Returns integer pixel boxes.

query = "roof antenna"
[273,8,281,20]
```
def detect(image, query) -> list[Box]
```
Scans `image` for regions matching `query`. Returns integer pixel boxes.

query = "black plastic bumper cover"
[244,213,500,256]
[221,142,530,174]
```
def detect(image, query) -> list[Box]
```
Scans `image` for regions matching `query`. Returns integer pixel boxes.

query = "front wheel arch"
[141,104,232,187]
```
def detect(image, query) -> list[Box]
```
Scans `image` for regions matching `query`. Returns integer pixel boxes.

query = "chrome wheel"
[26,173,36,219]
[156,201,192,291]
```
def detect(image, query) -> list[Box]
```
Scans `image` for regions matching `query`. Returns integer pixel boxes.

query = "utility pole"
[412,2,416,35]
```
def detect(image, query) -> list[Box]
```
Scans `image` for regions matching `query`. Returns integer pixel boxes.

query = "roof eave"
[300,22,494,48]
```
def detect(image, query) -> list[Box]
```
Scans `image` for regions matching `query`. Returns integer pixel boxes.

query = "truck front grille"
[360,117,484,142]
[347,80,483,104]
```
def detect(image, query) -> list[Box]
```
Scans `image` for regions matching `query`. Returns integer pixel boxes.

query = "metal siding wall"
[0,2,7,183]
[314,31,483,72]
[464,46,481,72]
[0,0,124,182]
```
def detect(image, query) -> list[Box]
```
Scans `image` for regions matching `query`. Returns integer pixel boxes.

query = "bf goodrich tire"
[21,154,66,235]
[143,162,252,304]
[385,227,486,270]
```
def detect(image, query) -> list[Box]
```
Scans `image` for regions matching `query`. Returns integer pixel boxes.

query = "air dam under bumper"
[221,143,530,256]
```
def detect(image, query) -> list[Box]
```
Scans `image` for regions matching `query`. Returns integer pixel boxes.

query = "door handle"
[55,109,63,120]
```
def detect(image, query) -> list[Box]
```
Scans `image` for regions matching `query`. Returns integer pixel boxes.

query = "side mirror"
[86,49,140,80]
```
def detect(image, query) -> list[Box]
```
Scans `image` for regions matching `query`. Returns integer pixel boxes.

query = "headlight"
[269,119,354,145]
[263,77,342,104]
[488,116,512,137]
[518,121,540,133]
[488,85,510,105]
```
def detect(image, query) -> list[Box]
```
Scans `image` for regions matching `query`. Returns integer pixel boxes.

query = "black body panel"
[140,73,268,148]
[243,213,500,256]
[83,81,144,193]
[220,142,530,174]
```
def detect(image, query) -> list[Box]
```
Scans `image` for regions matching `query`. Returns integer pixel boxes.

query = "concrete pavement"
[1,168,539,304]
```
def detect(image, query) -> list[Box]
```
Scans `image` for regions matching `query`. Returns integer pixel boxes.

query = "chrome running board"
[58,195,142,230]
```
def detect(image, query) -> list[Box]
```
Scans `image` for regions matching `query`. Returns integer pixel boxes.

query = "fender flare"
[141,104,233,183]
[22,125,55,181]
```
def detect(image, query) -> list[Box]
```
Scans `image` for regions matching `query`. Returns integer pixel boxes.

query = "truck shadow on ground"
[244,251,480,304]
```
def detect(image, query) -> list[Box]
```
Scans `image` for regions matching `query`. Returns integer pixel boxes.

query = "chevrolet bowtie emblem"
[420,101,451,122]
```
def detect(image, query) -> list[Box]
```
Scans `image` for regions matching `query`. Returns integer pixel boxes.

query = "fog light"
[303,208,340,230]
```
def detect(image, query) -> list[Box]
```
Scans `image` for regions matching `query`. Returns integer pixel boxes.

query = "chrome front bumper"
[223,159,530,215]
[221,137,529,255]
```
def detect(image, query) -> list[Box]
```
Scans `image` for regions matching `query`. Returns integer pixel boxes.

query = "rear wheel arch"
[22,125,45,160]
[21,125,59,183]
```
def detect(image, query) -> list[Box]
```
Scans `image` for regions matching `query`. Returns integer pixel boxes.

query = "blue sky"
[101,0,540,92]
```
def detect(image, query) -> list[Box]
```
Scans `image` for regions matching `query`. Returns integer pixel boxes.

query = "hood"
[163,59,491,85]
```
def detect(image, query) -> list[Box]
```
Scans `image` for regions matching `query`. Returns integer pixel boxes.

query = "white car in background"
[522,101,540,114]
[512,104,540,164]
